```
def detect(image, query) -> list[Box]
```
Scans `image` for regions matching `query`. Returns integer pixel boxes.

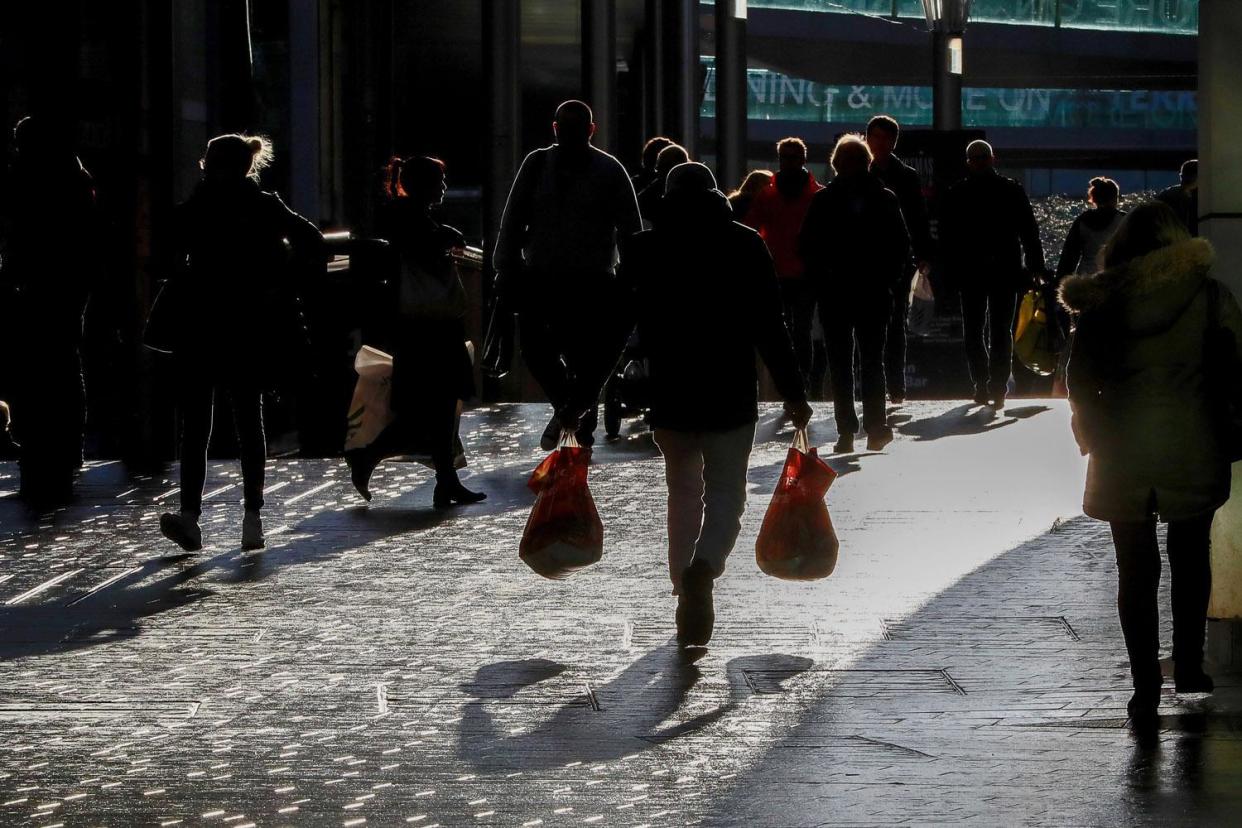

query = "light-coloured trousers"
[653,423,757,594]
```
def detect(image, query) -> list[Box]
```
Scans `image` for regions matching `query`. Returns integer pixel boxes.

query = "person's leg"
[858,309,890,437]
[177,378,215,519]
[1167,512,1215,687]
[885,267,914,400]
[779,279,814,383]
[988,285,1020,403]
[653,428,706,595]
[224,384,266,513]
[693,423,757,577]
[1110,519,1163,696]
[518,307,570,411]
[959,285,989,401]
[823,308,860,439]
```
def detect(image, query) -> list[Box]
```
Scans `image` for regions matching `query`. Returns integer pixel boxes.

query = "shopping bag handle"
[792,427,811,454]
[558,429,580,449]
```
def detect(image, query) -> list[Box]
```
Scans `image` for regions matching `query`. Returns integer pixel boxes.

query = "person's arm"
[1064,313,1106,455]
[1015,182,1047,275]
[884,190,911,283]
[273,194,328,262]
[614,161,642,239]
[1056,215,1084,279]
[493,150,541,276]
[749,233,809,424]
[901,169,933,263]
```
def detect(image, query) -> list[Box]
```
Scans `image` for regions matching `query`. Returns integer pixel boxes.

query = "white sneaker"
[242,509,265,551]
[159,511,203,552]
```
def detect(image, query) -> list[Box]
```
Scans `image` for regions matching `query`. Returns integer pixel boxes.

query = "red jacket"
[742,170,823,279]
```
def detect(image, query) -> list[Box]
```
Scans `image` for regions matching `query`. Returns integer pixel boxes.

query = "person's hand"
[916,260,931,277]
[555,406,583,434]
[785,399,813,430]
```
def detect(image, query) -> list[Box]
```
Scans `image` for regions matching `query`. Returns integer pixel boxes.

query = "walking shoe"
[676,559,716,647]
[241,509,265,551]
[889,394,905,406]
[433,481,488,509]
[1174,667,1214,694]
[540,415,561,451]
[833,433,855,454]
[1127,687,1161,721]
[159,511,203,552]
[972,390,990,406]
[990,395,1006,411]
[866,427,894,452]
[345,449,377,502]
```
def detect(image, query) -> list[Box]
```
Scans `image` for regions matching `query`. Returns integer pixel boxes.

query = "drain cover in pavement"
[0,699,201,720]
[881,616,1081,643]
[743,668,965,696]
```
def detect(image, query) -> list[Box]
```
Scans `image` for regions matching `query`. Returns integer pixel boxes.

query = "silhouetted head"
[386,155,447,207]
[665,161,718,196]
[865,115,900,165]
[830,134,872,178]
[965,139,995,174]
[729,169,773,199]
[553,100,596,149]
[12,115,73,160]
[201,134,273,183]
[776,137,807,174]
[1102,201,1189,269]
[641,136,675,171]
[654,143,689,180]
[1180,158,1199,190]
[1087,176,1119,210]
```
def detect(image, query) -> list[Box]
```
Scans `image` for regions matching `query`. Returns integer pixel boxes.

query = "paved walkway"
[1,402,1239,827]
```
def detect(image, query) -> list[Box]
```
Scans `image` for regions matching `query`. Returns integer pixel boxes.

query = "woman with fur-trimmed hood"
[1059,201,1242,722]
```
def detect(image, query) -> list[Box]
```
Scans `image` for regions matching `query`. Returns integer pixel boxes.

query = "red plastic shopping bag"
[756,429,839,580]
[519,433,604,579]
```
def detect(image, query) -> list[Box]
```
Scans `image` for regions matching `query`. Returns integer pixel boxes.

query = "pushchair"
[602,329,650,439]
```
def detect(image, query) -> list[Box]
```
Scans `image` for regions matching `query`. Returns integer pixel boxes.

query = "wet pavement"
[1,401,1239,827]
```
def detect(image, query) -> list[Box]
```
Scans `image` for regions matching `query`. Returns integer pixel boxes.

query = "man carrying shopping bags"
[563,163,811,646]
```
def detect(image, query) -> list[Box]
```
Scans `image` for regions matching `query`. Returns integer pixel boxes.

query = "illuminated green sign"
[729,0,1198,35]
[701,65,1197,130]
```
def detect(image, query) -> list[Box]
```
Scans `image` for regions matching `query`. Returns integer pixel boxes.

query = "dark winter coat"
[169,178,325,368]
[741,169,822,279]
[941,170,1045,287]
[797,173,910,303]
[616,188,807,432]
[1060,238,1242,522]
[1056,207,1125,278]
[1156,185,1198,237]
[871,154,932,263]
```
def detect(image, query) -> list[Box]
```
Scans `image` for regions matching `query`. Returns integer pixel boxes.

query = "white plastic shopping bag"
[344,345,395,451]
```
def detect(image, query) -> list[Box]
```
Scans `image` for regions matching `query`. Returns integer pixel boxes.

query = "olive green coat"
[1060,238,1242,522]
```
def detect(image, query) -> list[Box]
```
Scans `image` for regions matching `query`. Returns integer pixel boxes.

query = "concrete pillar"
[931,30,963,132]
[663,0,700,158]
[1200,0,1242,669]
[288,0,322,223]
[713,0,747,193]
[581,0,616,153]
[483,0,521,257]
[643,0,665,139]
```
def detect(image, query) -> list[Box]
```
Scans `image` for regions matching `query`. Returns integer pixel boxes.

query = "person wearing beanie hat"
[565,158,812,647]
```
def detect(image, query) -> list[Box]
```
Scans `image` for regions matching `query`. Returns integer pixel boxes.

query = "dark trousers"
[960,283,1019,400]
[16,344,85,501]
[519,275,620,429]
[178,376,266,517]
[885,267,916,399]
[1109,514,1214,690]
[778,278,816,383]
[821,297,888,435]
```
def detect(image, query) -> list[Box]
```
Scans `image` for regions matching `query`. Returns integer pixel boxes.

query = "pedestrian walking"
[492,100,642,449]
[866,116,932,404]
[574,162,811,645]
[941,140,1048,409]
[157,134,326,552]
[346,156,486,508]
[1056,177,1125,280]
[0,116,98,507]
[740,137,823,382]
[799,134,909,454]
[726,169,773,221]
[636,142,689,228]
[1156,159,1198,237]
[1060,201,1242,721]
[631,135,674,195]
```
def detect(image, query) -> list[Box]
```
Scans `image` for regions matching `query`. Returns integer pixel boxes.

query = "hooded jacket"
[616,188,807,432]
[1055,207,1125,278]
[741,169,822,279]
[1060,238,1242,522]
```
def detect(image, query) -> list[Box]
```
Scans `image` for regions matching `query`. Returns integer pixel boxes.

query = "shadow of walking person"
[897,402,1019,442]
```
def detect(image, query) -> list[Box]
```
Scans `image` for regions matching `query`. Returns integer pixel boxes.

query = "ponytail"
[385,156,406,200]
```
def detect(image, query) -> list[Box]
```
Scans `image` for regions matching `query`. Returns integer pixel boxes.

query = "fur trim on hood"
[1058,238,1214,332]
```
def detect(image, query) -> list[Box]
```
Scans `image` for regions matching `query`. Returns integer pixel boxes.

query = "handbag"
[1206,280,1242,462]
